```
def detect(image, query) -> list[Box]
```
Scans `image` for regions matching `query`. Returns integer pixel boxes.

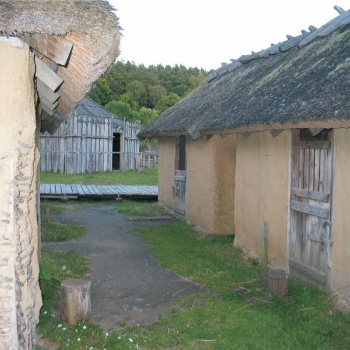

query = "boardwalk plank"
[40,184,158,199]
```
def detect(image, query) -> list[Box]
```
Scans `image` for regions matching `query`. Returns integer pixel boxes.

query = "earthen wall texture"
[0,41,42,350]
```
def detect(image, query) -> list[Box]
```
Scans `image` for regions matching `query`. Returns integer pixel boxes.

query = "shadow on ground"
[43,202,200,331]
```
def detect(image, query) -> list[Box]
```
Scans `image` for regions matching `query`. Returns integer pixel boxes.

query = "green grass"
[40,168,158,185]
[41,222,86,242]
[37,204,350,350]
[39,250,90,306]
[115,199,170,217]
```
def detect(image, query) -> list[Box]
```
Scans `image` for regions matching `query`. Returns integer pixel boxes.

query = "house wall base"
[332,128,350,311]
[234,130,290,269]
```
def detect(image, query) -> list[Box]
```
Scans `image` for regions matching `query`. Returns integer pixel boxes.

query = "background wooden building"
[40,98,142,173]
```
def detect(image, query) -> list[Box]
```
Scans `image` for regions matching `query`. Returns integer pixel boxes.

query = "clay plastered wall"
[186,135,236,234]
[331,128,350,310]
[158,138,175,209]
[234,130,290,268]
[0,41,41,350]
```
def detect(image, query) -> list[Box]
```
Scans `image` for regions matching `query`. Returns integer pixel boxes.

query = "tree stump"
[60,279,91,324]
[267,269,288,296]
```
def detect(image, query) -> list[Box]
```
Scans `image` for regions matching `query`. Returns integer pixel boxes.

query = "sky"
[109,0,349,71]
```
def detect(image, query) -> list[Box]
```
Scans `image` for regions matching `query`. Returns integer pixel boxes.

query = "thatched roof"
[0,0,120,133]
[139,6,350,140]
[41,97,123,133]
[74,98,123,126]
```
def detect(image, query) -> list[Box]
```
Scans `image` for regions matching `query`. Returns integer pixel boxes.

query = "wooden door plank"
[292,141,331,150]
[290,258,327,284]
[291,187,330,202]
[291,200,329,219]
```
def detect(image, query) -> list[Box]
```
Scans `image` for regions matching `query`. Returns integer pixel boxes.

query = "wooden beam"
[36,80,60,104]
[292,141,331,150]
[41,100,57,116]
[291,187,330,202]
[291,200,329,219]
[290,259,326,284]
[21,34,72,66]
[35,56,63,92]
[39,95,59,111]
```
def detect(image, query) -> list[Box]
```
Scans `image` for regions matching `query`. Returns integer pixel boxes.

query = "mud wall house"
[0,1,120,348]
[40,97,141,173]
[139,6,350,310]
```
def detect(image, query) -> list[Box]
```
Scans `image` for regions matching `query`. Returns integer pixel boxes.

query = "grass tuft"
[40,168,158,186]
[41,222,86,242]
[115,199,169,217]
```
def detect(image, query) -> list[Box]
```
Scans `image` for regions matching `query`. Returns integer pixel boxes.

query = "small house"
[0,1,119,348]
[40,98,141,173]
[139,7,350,310]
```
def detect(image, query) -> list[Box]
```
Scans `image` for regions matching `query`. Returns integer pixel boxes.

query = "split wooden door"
[173,136,186,214]
[289,130,333,291]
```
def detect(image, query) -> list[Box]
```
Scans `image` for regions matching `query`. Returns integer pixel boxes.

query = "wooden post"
[60,279,91,324]
[267,269,289,296]
[261,222,269,278]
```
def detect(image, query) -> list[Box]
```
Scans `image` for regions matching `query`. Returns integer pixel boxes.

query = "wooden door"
[173,136,186,214]
[174,170,186,214]
[289,129,333,290]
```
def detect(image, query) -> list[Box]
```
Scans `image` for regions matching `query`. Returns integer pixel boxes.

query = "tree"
[148,85,167,108]
[125,80,146,108]
[156,93,181,114]
[105,101,132,120]
[93,77,112,106]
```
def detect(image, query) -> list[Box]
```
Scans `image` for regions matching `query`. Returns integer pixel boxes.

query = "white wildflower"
[83,325,87,329]
[77,338,81,342]
[57,324,62,328]
[63,328,67,331]
[129,338,133,343]
[43,311,48,315]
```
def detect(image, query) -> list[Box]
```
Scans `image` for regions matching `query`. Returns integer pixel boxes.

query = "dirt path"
[43,203,200,331]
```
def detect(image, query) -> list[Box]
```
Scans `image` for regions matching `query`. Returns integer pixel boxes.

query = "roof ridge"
[206,6,349,83]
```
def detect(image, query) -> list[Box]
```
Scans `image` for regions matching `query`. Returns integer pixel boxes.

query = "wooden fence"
[40,116,157,173]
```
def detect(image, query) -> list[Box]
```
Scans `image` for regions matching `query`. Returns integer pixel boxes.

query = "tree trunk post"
[60,279,91,324]
[267,269,289,296]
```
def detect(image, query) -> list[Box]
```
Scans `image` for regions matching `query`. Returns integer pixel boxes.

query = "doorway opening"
[112,133,121,170]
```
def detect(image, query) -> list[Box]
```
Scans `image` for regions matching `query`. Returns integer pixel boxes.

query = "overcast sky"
[109,0,349,70]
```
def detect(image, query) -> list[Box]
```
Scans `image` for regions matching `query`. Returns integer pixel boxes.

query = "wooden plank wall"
[122,120,140,171]
[40,114,113,174]
[40,117,156,173]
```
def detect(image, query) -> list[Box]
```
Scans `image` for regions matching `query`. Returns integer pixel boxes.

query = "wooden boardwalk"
[40,184,158,199]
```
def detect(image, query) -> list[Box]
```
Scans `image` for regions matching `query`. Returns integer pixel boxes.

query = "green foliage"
[41,222,86,242]
[88,61,209,114]
[105,100,132,119]
[39,250,90,305]
[156,92,181,113]
[90,77,112,106]
[40,167,158,186]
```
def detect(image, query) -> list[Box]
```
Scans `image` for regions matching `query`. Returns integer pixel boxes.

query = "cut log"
[267,269,288,296]
[60,279,91,324]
